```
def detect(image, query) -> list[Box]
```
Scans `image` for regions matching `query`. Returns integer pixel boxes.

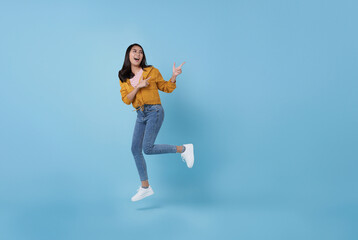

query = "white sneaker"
[181,143,194,168]
[131,186,154,202]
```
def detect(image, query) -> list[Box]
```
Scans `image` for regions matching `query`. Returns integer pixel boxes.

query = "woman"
[118,43,194,202]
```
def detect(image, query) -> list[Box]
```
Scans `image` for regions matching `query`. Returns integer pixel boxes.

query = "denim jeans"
[131,104,177,181]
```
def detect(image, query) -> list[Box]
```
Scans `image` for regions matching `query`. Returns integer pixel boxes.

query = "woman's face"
[129,45,143,67]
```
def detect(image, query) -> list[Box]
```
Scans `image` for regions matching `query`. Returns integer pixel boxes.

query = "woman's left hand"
[172,62,185,77]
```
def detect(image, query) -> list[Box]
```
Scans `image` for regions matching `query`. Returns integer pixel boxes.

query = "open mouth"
[134,58,140,61]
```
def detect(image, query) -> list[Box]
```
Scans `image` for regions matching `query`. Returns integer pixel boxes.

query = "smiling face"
[129,45,144,67]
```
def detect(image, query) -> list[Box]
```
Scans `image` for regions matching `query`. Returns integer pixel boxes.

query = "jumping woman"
[118,43,194,202]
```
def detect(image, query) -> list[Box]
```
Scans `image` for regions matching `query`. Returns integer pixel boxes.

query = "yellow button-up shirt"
[119,66,176,110]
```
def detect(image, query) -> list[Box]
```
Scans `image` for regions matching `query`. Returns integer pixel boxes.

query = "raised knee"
[143,146,153,155]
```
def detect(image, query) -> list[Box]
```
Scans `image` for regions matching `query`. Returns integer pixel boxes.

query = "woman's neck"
[131,65,142,74]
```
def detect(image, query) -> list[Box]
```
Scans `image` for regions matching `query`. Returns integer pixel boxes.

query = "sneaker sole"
[184,144,194,168]
[131,190,154,202]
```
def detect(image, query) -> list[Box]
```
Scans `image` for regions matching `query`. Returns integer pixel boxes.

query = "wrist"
[170,75,177,83]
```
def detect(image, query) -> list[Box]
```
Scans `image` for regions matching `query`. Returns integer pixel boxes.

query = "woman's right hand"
[136,76,151,89]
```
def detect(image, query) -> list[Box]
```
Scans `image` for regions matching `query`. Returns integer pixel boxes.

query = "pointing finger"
[179,62,186,68]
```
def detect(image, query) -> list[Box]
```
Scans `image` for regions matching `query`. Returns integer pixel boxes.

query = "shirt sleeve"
[155,68,176,93]
[119,80,132,105]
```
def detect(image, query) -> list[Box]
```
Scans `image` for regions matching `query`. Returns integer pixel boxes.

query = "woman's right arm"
[119,77,150,105]
[119,81,133,105]
[126,86,140,102]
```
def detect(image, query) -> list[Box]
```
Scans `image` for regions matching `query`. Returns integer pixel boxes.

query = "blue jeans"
[131,104,177,181]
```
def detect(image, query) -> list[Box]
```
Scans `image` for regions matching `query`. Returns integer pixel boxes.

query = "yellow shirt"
[119,66,176,109]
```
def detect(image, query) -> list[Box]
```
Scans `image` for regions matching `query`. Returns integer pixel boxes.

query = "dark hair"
[118,43,151,83]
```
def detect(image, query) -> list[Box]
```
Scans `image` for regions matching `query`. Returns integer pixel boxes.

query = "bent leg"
[142,108,177,155]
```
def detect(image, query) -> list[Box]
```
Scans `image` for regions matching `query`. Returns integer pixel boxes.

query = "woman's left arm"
[156,62,185,93]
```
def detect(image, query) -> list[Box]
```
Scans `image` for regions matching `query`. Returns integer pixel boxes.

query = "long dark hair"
[118,43,151,83]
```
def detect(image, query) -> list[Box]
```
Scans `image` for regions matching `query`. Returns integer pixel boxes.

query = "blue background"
[1,0,357,239]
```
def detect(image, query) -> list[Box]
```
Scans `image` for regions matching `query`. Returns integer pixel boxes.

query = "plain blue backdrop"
[1,0,357,239]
